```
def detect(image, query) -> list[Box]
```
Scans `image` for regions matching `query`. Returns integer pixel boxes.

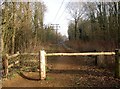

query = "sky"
[43,0,71,37]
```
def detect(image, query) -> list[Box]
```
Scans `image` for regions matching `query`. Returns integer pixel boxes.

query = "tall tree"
[33,2,46,45]
[67,2,85,40]
[11,2,16,54]
[118,1,120,48]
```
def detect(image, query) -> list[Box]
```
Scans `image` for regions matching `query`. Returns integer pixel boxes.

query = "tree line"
[67,1,120,48]
[1,1,64,54]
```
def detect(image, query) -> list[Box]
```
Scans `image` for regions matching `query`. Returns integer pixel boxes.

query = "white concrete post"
[39,50,46,80]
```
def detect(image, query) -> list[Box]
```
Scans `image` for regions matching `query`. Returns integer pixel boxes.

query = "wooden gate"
[40,49,120,79]
[2,49,120,80]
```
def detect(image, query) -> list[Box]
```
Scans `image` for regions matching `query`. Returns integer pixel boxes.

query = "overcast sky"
[43,0,71,37]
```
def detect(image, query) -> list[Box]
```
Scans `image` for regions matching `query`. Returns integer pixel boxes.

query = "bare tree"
[118,1,120,47]
[67,2,85,40]
[84,2,97,39]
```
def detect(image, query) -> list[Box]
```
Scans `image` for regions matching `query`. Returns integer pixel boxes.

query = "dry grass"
[65,40,116,52]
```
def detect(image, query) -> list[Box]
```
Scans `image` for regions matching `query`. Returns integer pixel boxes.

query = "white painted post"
[39,50,46,80]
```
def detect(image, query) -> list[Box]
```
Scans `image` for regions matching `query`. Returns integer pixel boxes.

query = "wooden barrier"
[3,51,39,77]
[21,53,38,56]
[39,50,116,80]
[94,50,98,66]
[3,49,120,79]
[46,52,115,56]
[4,52,20,76]
[8,60,19,68]
[115,49,120,78]
[7,52,20,59]
[43,50,120,79]
[39,50,46,80]
[4,55,8,76]
[20,51,46,80]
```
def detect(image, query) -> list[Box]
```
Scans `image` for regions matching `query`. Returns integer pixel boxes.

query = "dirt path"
[2,45,120,87]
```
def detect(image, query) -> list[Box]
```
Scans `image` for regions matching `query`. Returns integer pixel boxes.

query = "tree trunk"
[11,2,16,54]
[74,19,77,40]
[118,2,120,48]
[1,29,4,53]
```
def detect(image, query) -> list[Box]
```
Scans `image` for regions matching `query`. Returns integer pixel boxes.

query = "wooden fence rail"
[3,52,20,76]
[41,50,120,79]
[46,52,115,56]
[3,52,40,77]
[8,60,19,68]
[21,53,38,56]
[6,52,20,59]
[3,49,120,80]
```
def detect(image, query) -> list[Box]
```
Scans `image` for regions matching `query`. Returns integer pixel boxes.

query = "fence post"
[94,50,98,66]
[115,49,120,78]
[39,50,46,80]
[4,54,8,76]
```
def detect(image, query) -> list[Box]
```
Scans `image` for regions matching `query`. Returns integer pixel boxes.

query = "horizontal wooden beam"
[6,52,20,59]
[20,53,39,56]
[23,60,38,62]
[46,52,115,56]
[8,60,19,68]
